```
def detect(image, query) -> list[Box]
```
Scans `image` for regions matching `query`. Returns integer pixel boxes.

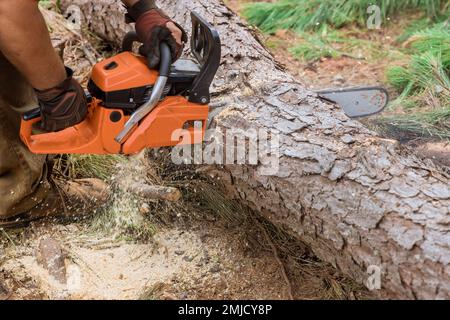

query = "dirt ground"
[0,204,368,300]
[0,220,284,300]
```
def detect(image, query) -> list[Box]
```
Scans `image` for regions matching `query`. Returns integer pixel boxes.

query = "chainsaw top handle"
[122,11,221,105]
[158,42,172,77]
[121,32,172,77]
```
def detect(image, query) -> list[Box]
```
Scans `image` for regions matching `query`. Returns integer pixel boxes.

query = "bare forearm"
[0,0,65,90]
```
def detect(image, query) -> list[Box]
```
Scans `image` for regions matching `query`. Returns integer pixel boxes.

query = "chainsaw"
[20,12,221,155]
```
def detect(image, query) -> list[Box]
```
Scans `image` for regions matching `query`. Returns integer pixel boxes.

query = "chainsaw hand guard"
[20,12,221,155]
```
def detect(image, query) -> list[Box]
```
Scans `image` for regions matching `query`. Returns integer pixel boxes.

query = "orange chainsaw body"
[20,12,221,155]
[20,95,209,155]
[20,52,210,155]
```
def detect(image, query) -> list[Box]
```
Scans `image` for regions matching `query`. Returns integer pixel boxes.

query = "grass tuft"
[387,24,450,115]
[243,0,448,34]
[53,154,126,180]
[378,108,450,140]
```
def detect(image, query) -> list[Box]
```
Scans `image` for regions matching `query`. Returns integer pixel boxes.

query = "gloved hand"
[126,0,187,69]
[35,67,87,132]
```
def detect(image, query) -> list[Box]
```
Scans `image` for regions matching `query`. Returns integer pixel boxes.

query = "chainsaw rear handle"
[122,31,172,77]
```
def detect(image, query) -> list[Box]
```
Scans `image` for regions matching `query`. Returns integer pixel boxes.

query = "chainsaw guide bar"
[316,86,389,119]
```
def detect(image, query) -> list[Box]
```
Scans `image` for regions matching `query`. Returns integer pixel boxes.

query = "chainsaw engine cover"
[88,52,162,112]
[88,53,202,113]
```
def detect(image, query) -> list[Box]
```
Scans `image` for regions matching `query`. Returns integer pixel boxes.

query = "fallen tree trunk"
[60,0,450,299]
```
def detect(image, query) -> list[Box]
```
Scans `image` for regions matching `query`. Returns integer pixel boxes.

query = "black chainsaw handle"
[158,42,171,77]
[23,93,93,122]
[122,31,171,77]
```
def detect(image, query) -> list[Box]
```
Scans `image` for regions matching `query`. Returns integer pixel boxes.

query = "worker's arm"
[0,0,86,131]
[0,0,66,90]
[0,0,185,132]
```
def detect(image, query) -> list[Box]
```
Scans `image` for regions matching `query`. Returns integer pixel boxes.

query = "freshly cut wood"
[129,183,182,202]
[59,0,450,299]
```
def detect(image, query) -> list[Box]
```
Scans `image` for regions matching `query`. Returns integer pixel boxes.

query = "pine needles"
[383,23,450,139]
[54,154,126,180]
[243,0,448,33]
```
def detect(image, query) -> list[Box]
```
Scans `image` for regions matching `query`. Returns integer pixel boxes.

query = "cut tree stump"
[59,0,450,299]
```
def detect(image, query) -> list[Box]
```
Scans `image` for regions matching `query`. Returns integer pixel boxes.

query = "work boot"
[34,67,88,132]
[0,178,110,229]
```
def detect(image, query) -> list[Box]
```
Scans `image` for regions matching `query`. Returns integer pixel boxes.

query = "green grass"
[289,30,343,61]
[243,0,448,34]
[288,26,392,62]
[387,24,450,108]
[383,23,450,138]
[407,24,450,70]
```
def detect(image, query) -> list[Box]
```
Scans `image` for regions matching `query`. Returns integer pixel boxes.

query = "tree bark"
[59,0,450,299]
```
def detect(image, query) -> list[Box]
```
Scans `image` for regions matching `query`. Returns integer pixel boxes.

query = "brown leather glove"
[126,0,187,69]
[34,67,87,132]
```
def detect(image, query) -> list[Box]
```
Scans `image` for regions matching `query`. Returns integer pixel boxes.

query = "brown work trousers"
[0,53,49,219]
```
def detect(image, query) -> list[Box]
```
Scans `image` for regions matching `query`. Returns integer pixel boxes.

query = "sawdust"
[10,229,206,299]
[1,221,292,300]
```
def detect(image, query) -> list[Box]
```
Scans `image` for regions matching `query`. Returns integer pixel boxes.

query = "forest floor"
[0,203,366,300]
[1,217,297,300]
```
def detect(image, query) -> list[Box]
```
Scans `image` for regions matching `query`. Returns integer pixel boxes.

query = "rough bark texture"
[59,0,450,299]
